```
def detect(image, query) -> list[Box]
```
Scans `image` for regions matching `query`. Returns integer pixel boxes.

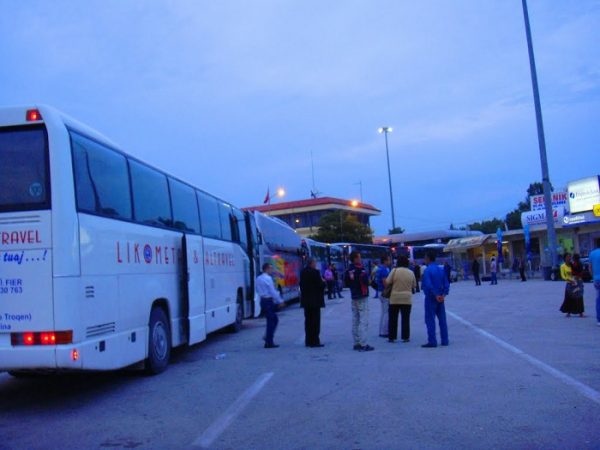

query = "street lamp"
[378,126,396,231]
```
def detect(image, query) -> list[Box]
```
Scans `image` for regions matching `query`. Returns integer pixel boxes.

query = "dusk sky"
[1,1,598,235]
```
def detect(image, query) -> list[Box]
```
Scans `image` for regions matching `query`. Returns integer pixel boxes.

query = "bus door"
[245,212,261,317]
[181,234,206,345]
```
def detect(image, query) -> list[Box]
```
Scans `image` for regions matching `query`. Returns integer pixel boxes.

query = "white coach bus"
[0,105,254,374]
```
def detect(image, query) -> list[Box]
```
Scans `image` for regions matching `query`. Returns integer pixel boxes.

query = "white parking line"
[447,310,600,406]
[192,372,274,448]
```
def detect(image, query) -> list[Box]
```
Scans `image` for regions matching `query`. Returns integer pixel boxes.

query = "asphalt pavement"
[1,277,599,450]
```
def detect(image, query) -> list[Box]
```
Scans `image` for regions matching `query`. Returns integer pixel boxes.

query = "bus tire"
[228,294,244,333]
[145,306,171,375]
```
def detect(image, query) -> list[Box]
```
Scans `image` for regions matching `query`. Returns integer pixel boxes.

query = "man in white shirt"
[490,257,498,285]
[256,263,284,348]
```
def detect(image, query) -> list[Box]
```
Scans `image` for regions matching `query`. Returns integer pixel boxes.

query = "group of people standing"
[345,251,450,350]
[257,244,600,351]
[559,248,600,326]
[256,250,451,350]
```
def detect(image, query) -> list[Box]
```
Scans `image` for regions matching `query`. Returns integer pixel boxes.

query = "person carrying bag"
[385,255,417,343]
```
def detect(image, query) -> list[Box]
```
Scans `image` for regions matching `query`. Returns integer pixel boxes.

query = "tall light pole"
[521,0,559,271]
[378,127,396,231]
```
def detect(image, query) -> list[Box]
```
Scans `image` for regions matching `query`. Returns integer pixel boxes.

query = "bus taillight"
[11,331,73,346]
[23,333,35,346]
[26,109,42,121]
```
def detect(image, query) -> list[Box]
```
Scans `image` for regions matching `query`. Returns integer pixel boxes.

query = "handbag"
[381,269,395,299]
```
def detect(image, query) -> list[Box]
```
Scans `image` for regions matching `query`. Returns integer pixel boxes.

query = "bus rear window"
[0,126,50,212]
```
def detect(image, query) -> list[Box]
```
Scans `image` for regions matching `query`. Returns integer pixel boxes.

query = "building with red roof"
[243,197,381,237]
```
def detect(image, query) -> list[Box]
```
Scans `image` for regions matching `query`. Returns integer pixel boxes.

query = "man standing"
[300,258,326,347]
[589,244,600,326]
[472,257,481,286]
[345,251,374,352]
[519,256,527,282]
[332,265,344,298]
[412,260,421,292]
[421,251,450,348]
[376,256,392,338]
[256,263,284,348]
[370,261,380,298]
[323,264,335,300]
[490,257,498,285]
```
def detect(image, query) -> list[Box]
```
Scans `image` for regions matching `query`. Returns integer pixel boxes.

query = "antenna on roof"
[310,150,321,198]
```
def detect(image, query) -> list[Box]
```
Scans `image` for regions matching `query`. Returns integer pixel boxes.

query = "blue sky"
[1,1,598,234]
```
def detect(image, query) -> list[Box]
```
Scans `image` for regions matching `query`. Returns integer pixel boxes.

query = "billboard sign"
[530,191,567,211]
[521,209,563,227]
[562,211,600,228]
[567,176,600,213]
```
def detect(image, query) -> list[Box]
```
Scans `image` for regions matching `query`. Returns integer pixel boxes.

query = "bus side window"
[129,160,172,227]
[169,178,200,233]
[197,191,221,239]
[233,208,248,249]
[218,202,233,242]
[71,132,132,220]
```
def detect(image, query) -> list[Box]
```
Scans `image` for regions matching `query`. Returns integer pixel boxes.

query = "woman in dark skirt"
[559,253,585,317]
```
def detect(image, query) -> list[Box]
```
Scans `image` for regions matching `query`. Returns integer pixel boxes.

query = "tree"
[505,181,553,230]
[388,226,405,234]
[467,218,506,234]
[310,212,374,243]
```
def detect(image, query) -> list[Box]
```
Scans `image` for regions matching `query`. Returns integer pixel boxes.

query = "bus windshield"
[0,125,50,212]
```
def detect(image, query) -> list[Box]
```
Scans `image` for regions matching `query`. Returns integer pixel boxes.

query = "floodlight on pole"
[378,126,396,230]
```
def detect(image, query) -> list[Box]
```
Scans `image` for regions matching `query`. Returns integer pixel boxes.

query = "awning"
[444,235,490,252]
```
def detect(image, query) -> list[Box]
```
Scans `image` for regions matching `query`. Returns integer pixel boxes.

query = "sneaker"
[388,339,396,343]
[361,345,375,352]
[441,343,449,347]
[402,339,410,343]
[264,343,279,349]
[353,344,363,351]
[421,343,437,348]
[597,322,600,327]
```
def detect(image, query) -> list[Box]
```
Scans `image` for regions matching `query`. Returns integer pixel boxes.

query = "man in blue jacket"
[421,251,450,348]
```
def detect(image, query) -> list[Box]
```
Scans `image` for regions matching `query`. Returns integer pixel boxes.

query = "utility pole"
[522,0,559,271]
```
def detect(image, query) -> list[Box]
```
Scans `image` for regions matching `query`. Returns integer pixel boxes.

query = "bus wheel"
[228,295,244,333]
[145,307,171,374]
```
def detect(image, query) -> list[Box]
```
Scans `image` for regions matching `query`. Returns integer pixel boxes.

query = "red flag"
[263,188,270,204]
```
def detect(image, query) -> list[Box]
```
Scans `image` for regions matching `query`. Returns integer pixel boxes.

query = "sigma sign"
[521,209,563,227]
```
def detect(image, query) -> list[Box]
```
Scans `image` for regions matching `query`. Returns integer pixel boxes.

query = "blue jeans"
[490,272,497,285]
[261,298,279,345]
[595,281,600,323]
[424,296,448,346]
